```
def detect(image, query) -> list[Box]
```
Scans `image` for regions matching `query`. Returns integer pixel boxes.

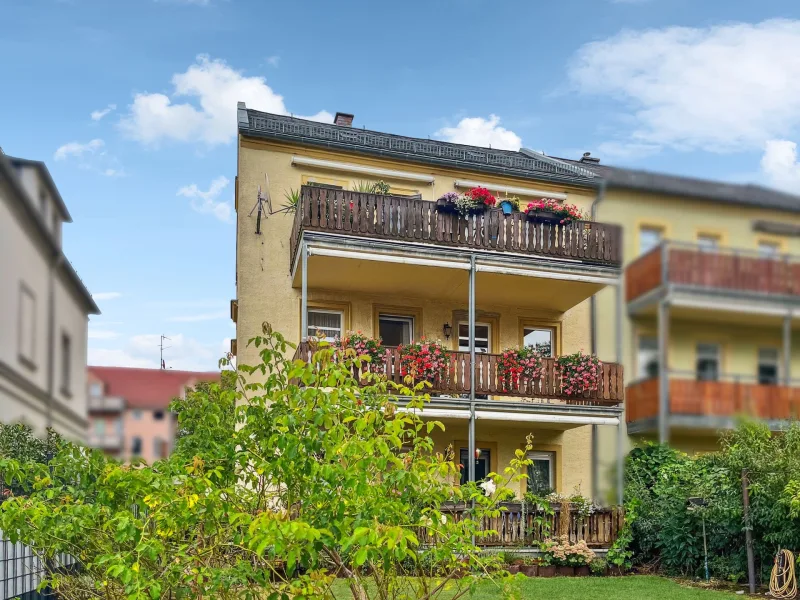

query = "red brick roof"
[87,366,219,410]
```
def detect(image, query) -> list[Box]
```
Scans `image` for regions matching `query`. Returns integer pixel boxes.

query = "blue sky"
[3,0,800,370]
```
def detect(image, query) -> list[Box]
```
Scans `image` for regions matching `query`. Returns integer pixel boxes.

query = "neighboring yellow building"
[234,105,626,503]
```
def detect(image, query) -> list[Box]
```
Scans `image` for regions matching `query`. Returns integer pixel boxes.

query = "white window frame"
[378,314,415,346]
[306,308,344,342]
[526,451,555,494]
[458,322,491,354]
[639,227,663,256]
[697,235,720,252]
[696,343,721,381]
[522,326,555,357]
[758,241,781,258]
[637,335,659,379]
[757,347,780,385]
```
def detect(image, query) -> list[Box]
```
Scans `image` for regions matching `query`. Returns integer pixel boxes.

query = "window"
[153,438,166,460]
[89,382,103,397]
[696,343,720,381]
[18,284,36,368]
[697,234,720,251]
[307,309,343,342]
[114,418,123,435]
[758,241,781,258]
[527,451,555,495]
[758,348,779,385]
[153,410,165,420]
[458,323,491,353]
[378,314,414,346]
[459,447,491,485]
[131,409,142,420]
[523,327,554,357]
[637,336,659,379]
[94,420,105,435]
[131,437,143,455]
[60,332,71,394]
[639,226,663,256]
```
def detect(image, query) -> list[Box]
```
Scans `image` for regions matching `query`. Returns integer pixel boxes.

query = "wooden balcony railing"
[626,241,800,303]
[419,502,624,548]
[626,373,800,423]
[294,342,624,406]
[290,186,623,270]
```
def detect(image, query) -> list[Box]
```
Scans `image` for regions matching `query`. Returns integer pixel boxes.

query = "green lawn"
[331,575,742,599]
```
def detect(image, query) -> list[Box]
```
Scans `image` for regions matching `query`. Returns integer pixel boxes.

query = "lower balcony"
[626,372,800,434]
[294,342,624,409]
[88,433,123,451]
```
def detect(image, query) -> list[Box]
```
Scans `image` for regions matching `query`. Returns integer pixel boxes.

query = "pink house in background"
[86,366,218,463]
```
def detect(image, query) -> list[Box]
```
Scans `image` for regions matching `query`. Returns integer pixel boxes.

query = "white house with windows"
[0,151,98,441]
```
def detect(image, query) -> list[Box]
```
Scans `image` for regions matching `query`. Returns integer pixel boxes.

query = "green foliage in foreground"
[331,575,742,599]
[0,328,530,600]
[625,422,800,584]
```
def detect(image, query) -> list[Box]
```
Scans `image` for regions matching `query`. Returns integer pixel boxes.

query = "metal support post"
[658,298,670,444]
[300,243,308,341]
[784,314,792,386]
[615,282,624,505]
[468,255,476,485]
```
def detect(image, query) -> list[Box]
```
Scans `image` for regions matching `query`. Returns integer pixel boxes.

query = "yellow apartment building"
[233,105,626,506]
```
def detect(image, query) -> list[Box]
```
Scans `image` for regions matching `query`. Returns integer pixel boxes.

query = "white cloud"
[91,104,117,121]
[761,139,800,192]
[103,168,125,177]
[177,175,232,222]
[266,55,280,67]
[89,333,222,371]
[167,311,228,322]
[54,139,104,161]
[435,115,522,151]
[119,54,331,146]
[92,291,122,301]
[569,19,800,155]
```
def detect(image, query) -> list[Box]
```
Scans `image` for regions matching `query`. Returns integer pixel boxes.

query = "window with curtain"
[307,309,344,341]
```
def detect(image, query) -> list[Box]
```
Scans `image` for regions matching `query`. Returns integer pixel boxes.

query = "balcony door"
[459,447,491,485]
[523,326,555,357]
[378,314,414,347]
[307,309,343,342]
[696,343,720,381]
[458,322,491,353]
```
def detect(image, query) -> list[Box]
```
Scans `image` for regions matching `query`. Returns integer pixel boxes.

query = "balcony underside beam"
[398,407,620,427]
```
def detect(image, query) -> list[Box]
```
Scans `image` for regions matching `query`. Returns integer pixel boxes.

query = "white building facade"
[0,152,98,441]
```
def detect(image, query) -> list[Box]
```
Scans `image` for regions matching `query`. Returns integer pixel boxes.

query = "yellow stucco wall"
[236,136,602,497]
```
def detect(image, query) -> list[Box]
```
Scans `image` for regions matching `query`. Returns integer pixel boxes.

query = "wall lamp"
[442,322,452,340]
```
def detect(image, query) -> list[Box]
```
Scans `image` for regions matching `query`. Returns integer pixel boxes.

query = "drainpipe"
[589,179,606,502]
[46,254,64,430]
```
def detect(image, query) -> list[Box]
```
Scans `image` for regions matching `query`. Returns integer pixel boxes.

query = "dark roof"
[558,158,800,213]
[237,106,599,188]
[0,152,99,314]
[7,156,72,222]
[88,366,220,410]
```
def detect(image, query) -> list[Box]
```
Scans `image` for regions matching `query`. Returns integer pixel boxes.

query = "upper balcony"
[88,395,125,412]
[290,186,622,271]
[627,241,800,315]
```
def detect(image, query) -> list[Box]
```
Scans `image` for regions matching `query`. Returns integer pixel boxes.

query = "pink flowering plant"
[498,346,543,391]
[525,198,587,224]
[556,351,601,397]
[539,536,596,567]
[335,331,385,373]
[398,338,450,383]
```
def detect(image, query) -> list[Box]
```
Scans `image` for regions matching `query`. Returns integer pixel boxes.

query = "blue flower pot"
[500,201,514,215]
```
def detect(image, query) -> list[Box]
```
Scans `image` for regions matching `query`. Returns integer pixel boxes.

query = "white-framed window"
[697,235,720,252]
[758,348,779,385]
[18,283,36,368]
[639,227,663,256]
[458,322,491,353]
[637,336,659,379]
[696,343,720,381]
[527,451,555,495]
[523,326,554,357]
[307,309,344,342]
[378,314,414,346]
[758,241,781,258]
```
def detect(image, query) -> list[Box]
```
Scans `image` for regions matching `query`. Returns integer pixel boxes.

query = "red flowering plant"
[398,338,451,383]
[555,351,601,397]
[448,187,497,216]
[525,198,586,224]
[465,186,497,207]
[498,346,544,391]
[334,331,385,373]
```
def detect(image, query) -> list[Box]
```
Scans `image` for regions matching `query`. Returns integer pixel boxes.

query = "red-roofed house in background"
[86,366,218,463]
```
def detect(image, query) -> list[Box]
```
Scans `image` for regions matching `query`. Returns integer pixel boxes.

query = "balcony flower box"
[436,188,497,216]
[556,352,602,397]
[398,338,450,383]
[498,196,520,215]
[525,198,587,225]
[436,193,459,213]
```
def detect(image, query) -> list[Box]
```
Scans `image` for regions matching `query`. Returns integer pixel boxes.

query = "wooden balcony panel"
[294,342,624,407]
[289,186,623,270]
[625,247,663,302]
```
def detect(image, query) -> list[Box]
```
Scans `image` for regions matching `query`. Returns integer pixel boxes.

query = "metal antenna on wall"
[249,173,292,234]
[159,335,171,370]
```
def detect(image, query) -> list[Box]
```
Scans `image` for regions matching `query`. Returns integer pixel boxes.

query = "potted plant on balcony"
[398,338,450,384]
[525,198,586,225]
[498,196,520,215]
[437,187,497,216]
[498,346,543,391]
[555,351,602,397]
[334,331,385,374]
[435,192,460,213]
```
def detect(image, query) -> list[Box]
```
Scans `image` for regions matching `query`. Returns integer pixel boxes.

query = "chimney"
[334,112,354,127]
[579,152,600,164]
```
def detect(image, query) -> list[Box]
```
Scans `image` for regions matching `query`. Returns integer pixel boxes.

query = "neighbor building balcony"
[88,432,123,451]
[88,395,125,412]
[626,371,800,435]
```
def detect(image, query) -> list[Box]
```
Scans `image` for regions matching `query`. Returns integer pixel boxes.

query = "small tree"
[0,328,530,599]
